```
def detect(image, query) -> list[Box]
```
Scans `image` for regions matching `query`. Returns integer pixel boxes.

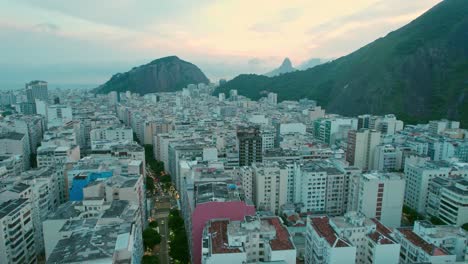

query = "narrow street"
[152,187,173,264]
[146,157,178,264]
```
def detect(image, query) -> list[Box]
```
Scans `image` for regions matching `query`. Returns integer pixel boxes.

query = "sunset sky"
[0,0,442,86]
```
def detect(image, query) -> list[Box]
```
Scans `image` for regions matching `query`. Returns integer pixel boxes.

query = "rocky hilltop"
[95,56,209,95]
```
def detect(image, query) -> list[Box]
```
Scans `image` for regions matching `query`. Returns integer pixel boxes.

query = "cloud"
[249,23,277,33]
[34,22,59,33]
[20,0,211,30]
[247,58,265,66]
[0,0,443,83]
[249,6,303,33]
[278,8,303,23]
[308,0,440,36]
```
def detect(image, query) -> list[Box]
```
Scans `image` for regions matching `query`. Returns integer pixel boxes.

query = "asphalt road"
[154,195,172,264]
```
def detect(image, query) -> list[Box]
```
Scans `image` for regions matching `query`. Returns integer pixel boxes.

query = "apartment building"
[202,216,296,264]
[305,212,400,264]
[348,172,405,228]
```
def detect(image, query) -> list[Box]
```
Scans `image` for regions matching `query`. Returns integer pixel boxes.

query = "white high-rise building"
[306,212,400,264]
[252,162,288,214]
[202,216,296,264]
[349,172,405,227]
[1,167,64,253]
[47,105,73,127]
[218,93,225,102]
[438,180,468,226]
[374,114,404,135]
[267,92,278,105]
[108,91,119,105]
[261,128,275,152]
[90,126,133,144]
[394,221,465,263]
[404,159,451,214]
[346,129,381,171]
[373,144,397,171]
[0,132,30,170]
[0,199,37,264]
[26,80,48,103]
[428,119,460,135]
[239,166,254,201]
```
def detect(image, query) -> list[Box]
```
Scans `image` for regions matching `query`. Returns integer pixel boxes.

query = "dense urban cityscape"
[0,80,466,264]
[1,0,468,263]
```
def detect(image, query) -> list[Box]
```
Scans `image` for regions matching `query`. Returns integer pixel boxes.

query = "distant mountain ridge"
[264,58,296,77]
[297,58,323,70]
[216,0,468,125]
[94,56,209,95]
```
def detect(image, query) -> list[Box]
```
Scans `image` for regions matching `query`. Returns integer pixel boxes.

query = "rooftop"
[47,222,132,264]
[195,182,240,205]
[209,220,242,254]
[367,231,395,245]
[310,216,351,248]
[397,228,449,256]
[0,132,25,140]
[263,217,295,251]
[0,198,28,218]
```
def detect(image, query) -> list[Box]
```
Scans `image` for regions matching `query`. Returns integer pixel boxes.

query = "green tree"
[403,205,425,225]
[430,216,445,225]
[462,223,468,231]
[144,144,166,177]
[168,209,184,231]
[146,176,155,194]
[167,209,189,263]
[143,227,161,250]
[149,220,158,229]
[169,229,189,263]
[141,255,159,264]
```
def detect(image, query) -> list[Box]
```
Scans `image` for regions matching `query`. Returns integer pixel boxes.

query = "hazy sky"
[0,0,442,87]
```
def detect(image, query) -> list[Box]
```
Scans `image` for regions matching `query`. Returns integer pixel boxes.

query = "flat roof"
[0,132,24,140]
[0,199,28,218]
[209,220,242,254]
[47,222,132,264]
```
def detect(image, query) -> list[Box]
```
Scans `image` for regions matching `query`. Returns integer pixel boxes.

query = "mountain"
[297,58,323,70]
[264,58,296,77]
[94,56,209,95]
[216,0,468,125]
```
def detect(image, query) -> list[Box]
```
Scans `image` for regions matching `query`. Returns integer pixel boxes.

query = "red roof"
[397,228,448,256]
[209,220,241,254]
[371,218,393,237]
[310,216,350,248]
[264,217,295,251]
[367,232,395,245]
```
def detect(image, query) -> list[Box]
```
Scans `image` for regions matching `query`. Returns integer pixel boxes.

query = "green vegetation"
[1,110,12,116]
[141,255,159,264]
[403,205,425,225]
[143,227,161,250]
[215,0,468,127]
[146,176,155,194]
[462,223,468,231]
[430,216,445,225]
[133,133,140,144]
[144,145,165,177]
[143,144,167,195]
[30,154,37,169]
[168,209,189,264]
[149,220,158,229]
[94,56,209,95]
